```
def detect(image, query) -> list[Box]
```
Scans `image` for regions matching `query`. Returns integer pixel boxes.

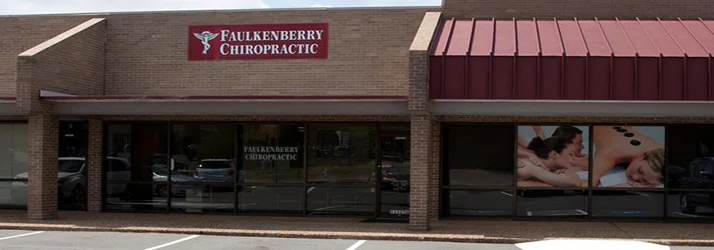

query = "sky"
[0,0,441,15]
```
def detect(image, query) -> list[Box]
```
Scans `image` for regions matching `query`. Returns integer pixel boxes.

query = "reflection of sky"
[518,125,590,154]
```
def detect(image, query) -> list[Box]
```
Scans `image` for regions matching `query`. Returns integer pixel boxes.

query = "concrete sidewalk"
[0,210,713,246]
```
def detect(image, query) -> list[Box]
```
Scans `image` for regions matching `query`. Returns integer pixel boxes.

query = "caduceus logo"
[193,31,219,54]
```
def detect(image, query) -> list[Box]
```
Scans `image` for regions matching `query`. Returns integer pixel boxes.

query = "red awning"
[430,18,714,101]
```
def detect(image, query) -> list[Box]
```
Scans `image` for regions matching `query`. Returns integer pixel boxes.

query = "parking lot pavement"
[0,230,713,250]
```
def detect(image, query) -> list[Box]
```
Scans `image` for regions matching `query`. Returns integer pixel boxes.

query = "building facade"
[2,0,714,230]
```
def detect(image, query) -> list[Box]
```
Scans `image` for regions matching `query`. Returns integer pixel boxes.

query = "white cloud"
[311,4,331,8]
[364,0,440,6]
[0,0,269,15]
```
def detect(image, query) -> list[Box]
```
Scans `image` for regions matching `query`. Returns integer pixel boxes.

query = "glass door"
[377,133,410,219]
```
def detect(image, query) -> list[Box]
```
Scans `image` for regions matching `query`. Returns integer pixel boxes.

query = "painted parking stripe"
[307,186,316,193]
[346,240,367,250]
[0,231,44,241]
[674,212,700,218]
[143,235,199,250]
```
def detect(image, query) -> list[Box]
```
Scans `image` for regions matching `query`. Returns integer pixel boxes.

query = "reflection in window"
[104,123,169,212]
[307,187,374,214]
[0,123,28,208]
[517,190,587,217]
[238,186,303,213]
[669,126,714,190]
[242,124,304,184]
[58,121,89,211]
[446,189,512,217]
[592,191,663,217]
[443,125,514,187]
[669,191,714,219]
[171,124,236,185]
[0,123,28,179]
[307,124,376,184]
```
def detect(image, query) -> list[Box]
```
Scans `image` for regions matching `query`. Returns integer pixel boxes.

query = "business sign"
[188,23,329,60]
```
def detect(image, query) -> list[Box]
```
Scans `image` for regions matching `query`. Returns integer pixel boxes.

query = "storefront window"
[242,124,304,184]
[306,124,376,184]
[58,121,89,211]
[445,189,512,217]
[443,125,514,187]
[104,123,169,212]
[0,123,28,208]
[239,186,303,213]
[592,190,664,218]
[516,190,588,217]
[170,124,236,213]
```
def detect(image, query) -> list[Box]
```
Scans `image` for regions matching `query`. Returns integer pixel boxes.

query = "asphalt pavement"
[0,230,710,250]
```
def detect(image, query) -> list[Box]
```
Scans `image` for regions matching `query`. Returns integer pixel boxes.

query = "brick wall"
[87,118,103,213]
[102,8,434,96]
[26,113,58,220]
[443,0,714,18]
[16,18,106,113]
[0,16,90,96]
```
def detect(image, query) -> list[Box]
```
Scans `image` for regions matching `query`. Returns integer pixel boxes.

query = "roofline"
[42,95,408,102]
[0,5,441,18]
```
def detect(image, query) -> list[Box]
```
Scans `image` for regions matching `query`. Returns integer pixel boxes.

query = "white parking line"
[0,231,44,241]
[143,235,199,250]
[500,191,513,197]
[307,187,316,193]
[346,240,367,250]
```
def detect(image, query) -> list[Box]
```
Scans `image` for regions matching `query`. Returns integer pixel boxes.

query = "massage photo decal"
[592,126,665,188]
[517,125,589,188]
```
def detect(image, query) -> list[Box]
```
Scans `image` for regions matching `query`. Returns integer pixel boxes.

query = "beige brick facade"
[2,0,714,229]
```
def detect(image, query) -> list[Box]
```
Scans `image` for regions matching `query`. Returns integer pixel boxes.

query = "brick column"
[87,118,103,212]
[428,119,440,220]
[27,113,58,220]
[407,12,441,230]
[409,115,433,230]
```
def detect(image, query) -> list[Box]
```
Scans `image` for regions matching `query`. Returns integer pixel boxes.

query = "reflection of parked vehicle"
[194,159,243,184]
[12,157,89,207]
[680,157,714,213]
[152,165,195,197]
[380,163,409,192]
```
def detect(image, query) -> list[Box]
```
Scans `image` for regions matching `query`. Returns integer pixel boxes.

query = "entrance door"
[377,133,410,219]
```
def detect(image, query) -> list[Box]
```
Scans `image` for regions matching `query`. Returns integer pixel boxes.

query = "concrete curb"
[1,223,713,246]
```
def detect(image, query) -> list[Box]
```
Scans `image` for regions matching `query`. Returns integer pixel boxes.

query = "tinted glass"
[104,182,168,212]
[171,183,235,213]
[59,121,88,157]
[447,189,513,216]
[668,126,714,190]
[517,190,588,217]
[58,160,84,173]
[307,187,374,214]
[307,124,376,184]
[668,191,714,219]
[105,123,169,182]
[0,181,26,207]
[238,186,303,213]
[444,126,514,187]
[242,124,304,184]
[592,190,663,217]
[0,123,28,179]
[171,124,236,185]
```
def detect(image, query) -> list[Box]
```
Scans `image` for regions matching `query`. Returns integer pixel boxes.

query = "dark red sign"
[188,23,329,60]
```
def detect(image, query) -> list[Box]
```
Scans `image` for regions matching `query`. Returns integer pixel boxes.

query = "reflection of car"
[194,159,243,184]
[680,157,714,213]
[152,165,196,197]
[380,163,409,192]
[12,157,88,206]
